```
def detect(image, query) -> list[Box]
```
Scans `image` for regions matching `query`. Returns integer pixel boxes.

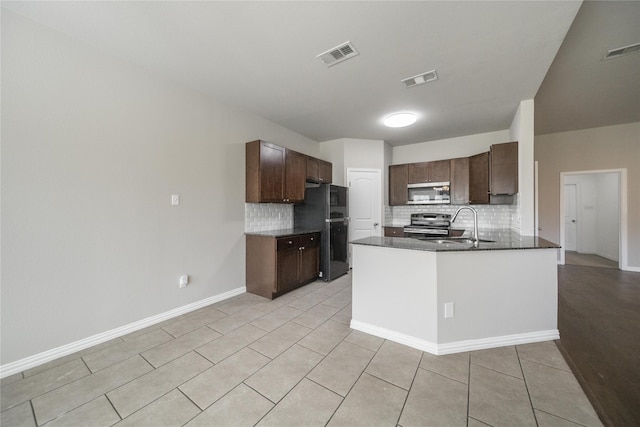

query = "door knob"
[373,223,379,227]
[571,220,576,223]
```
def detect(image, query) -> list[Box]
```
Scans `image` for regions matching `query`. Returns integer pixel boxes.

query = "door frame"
[559,168,628,270]
[563,183,578,251]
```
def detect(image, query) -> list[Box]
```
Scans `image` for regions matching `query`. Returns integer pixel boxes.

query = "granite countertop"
[351,229,559,252]
[245,228,322,238]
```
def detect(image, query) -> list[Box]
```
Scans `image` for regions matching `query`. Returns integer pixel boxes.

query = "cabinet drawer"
[277,236,301,251]
[301,233,320,248]
[384,227,405,237]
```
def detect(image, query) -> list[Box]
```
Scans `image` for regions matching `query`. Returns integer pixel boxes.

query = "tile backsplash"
[245,203,293,232]
[246,200,520,234]
[385,203,518,231]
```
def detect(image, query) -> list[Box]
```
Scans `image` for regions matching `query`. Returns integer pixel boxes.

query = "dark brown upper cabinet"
[246,140,305,203]
[389,164,409,206]
[284,149,306,203]
[450,157,470,205]
[306,157,333,184]
[408,160,450,184]
[469,152,490,204]
[318,159,332,183]
[490,141,518,195]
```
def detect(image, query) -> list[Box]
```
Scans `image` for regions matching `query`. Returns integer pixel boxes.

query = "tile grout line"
[322,337,388,426]
[394,350,423,426]
[28,399,38,427]
[415,364,469,386]
[104,392,123,421]
[176,387,203,426]
[469,360,526,381]
[533,408,591,427]
[302,376,347,427]
[514,345,539,426]
[111,351,217,421]
[467,351,472,426]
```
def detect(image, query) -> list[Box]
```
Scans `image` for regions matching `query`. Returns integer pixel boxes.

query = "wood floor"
[565,251,619,269]
[556,264,640,426]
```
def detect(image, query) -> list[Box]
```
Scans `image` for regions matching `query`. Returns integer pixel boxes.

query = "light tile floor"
[1,273,603,427]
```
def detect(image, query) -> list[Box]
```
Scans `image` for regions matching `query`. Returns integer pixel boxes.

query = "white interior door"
[564,184,577,251]
[347,169,382,244]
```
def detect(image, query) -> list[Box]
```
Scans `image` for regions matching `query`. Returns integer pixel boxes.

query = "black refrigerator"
[294,184,349,281]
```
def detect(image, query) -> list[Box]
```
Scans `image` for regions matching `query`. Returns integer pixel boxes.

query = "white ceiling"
[3,1,636,146]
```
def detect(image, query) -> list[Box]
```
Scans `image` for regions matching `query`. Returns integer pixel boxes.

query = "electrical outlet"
[179,275,189,288]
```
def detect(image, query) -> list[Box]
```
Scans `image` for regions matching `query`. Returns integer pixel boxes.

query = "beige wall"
[1,11,319,364]
[535,122,640,269]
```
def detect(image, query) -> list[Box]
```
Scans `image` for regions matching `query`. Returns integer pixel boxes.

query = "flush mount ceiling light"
[384,112,417,128]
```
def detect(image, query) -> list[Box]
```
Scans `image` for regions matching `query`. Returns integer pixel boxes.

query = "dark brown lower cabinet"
[384,227,405,237]
[246,232,320,299]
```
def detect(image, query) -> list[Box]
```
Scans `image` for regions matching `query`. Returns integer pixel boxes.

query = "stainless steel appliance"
[294,184,349,281]
[407,182,451,204]
[403,213,452,238]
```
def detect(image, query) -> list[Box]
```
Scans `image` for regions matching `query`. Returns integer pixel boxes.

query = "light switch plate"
[171,195,180,206]
[444,302,454,318]
[179,275,189,288]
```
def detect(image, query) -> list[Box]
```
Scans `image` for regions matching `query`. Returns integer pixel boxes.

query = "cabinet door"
[246,140,285,203]
[306,157,319,182]
[318,160,332,183]
[299,233,320,283]
[389,164,409,206]
[408,162,429,184]
[450,157,469,205]
[469,152,490,204]
[276,236,301,293]
[490,141,518,195]
[284,149,306,203]
[429,160,451,182]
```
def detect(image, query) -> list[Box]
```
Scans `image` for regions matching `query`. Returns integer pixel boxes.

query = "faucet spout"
[451,206,479,244]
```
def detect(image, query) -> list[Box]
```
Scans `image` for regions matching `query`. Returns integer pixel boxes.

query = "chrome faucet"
[451,206,479,245]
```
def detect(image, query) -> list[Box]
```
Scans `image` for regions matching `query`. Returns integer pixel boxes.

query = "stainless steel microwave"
[407,182,451,204]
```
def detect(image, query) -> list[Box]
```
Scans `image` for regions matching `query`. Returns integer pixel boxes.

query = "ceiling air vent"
[603,42,640,60]
[317,41,359,67]
[402,70,439,88]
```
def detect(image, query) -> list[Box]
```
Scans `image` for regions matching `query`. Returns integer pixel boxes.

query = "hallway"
[565,251,618,269]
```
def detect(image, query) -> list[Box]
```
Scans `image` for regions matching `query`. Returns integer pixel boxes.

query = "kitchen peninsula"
[350,230,560,355]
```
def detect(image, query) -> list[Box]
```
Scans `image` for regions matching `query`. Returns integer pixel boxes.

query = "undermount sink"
[419,237,495,244]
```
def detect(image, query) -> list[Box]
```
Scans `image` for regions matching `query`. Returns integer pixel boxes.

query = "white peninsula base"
[350,244,559,355]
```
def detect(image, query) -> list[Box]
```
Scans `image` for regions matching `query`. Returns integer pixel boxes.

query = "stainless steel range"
[403,213,451,237]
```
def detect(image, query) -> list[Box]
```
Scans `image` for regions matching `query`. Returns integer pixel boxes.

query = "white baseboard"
[350,320,439,354]
[350,320,559,355]
[0,287,246,378]
[435,330,560,354]
[624,265,640,272]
